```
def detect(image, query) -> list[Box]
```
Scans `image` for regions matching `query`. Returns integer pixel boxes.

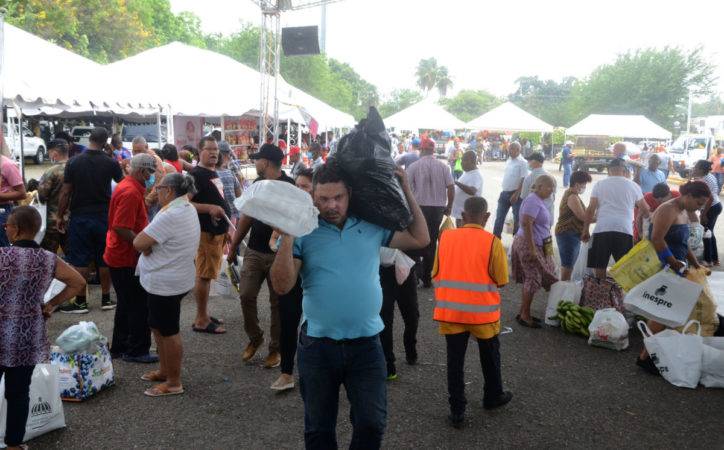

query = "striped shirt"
[406,155,454,207]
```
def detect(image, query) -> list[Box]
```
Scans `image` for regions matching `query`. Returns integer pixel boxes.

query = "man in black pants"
[379,262,419,380]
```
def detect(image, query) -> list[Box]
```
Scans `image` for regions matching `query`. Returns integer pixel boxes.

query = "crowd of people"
[0,125,723,448]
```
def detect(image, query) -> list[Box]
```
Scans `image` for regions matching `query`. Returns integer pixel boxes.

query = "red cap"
[289,146,301,156]
[421,138,435,151]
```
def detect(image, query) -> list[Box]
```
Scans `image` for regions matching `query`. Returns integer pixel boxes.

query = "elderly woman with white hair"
[510,174,559,328]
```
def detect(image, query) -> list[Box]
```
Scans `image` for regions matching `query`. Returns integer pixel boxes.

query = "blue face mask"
[145,174,156,189]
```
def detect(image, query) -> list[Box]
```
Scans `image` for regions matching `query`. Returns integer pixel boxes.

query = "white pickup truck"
[669,134,715,178]
[3,124,47,164]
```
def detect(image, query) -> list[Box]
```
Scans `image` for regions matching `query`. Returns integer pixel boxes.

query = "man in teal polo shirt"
[271,160,429,449]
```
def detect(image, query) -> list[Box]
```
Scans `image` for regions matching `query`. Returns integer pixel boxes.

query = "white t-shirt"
[137,197,201,296]
[501,156,529,191]
[452,169,483,219]
[521,167,556,219]
[591,176,644,235]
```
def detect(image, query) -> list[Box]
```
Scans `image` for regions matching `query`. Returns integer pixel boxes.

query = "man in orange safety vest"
[432,196,513,428]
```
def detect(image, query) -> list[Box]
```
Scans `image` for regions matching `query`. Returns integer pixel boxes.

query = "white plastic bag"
[638,320,703,388]
[503,211,514,234]
[380,247,416,285]
[43,279,66,304]
[29,194,47,245]
[624,269,702,328]
[701,337,724,388]
[234,180,319,237]
[210,259,232,297]
[588,308,629,350]
[0,364,66,446]
[571,241,589,283]
[545,281,582,326]
[688,223,705,260]
[55,321,102,353]
[50,341,114,401]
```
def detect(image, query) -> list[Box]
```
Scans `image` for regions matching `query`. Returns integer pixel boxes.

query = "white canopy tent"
[3,23,161,114]
[466,102,554,133]
[566,114,672,139]
[384,98,466,131]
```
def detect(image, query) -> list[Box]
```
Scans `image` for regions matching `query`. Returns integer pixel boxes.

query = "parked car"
[3,124,47,164]
[669,133,715,178]
[121,124,165,150]
[70,126,95,148]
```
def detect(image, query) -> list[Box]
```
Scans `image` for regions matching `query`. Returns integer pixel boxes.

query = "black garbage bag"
[329,107,412,230]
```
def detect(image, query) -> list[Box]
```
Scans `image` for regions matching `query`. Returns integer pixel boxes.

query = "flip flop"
[192,321,226,334]
[141,371,167,382]
[210,316,224,325]
[144,383,184,397]
[516,316,541,329]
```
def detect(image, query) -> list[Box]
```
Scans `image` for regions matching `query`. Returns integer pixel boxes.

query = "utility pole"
[320,3,327,54]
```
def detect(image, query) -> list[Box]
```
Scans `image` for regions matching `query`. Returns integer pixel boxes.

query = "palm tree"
[436,66,453,97]
[416,57,439,94]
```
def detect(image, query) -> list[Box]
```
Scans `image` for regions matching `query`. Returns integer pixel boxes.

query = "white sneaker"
[270,374,295,391]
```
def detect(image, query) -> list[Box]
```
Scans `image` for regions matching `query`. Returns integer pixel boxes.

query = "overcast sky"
[170,0,724,100]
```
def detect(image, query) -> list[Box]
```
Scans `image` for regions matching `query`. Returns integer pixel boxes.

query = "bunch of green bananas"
[550,301,595,337]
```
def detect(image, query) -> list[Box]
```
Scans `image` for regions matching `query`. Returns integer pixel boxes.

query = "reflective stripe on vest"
[434,299,500,313]
[433,280,499,293]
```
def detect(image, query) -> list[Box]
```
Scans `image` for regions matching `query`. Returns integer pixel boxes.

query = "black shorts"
[147,292,187,337]
[587,231,633,269]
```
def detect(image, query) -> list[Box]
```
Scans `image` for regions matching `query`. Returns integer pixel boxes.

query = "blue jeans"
[562,163,572,187]
[716,173,724,194]
[493,191,522,238]
[298,325,387,450]
[0,205,13,247]
[556,231,582,267]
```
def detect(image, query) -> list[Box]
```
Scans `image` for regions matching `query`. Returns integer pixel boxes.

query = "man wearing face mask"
[56,127,123,313]
[37,139,70,253]
[228,143,294,368]
[103,153,157,363]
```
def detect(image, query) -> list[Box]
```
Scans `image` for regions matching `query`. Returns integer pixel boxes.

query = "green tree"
[415,57,439,93]
[439,89,502,122]
[509,76,578,126]
[435,66,453,97]
[692,95,724,116]
[568,47,717,129]
[378,89,423,118]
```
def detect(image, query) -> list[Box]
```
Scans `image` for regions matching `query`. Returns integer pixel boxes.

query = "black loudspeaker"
[282,26,320,56]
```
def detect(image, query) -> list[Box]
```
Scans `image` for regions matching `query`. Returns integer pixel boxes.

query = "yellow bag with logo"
[609,239,660,292]
[439,215,455,232]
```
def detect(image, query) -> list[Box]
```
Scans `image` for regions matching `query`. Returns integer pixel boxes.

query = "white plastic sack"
[545,281,582,327]
[50,341,114,401]
[380,247,416,285]
[210,259,232,297]
[43,279,66,304]
[0,364,66,446]
[701,337,724,388]
[55,321,102,353]
[624,269,702,328]
[234,180,319,237]
[571,241,590,283]
[29,194,47,245]
[708,271,724,316]
[503,211,514,234]
[688,223,705,260]
[588,308,629,350]
[638,320,703,389]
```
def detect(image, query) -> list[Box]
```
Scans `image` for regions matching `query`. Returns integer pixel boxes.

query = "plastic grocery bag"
[624,269,701,328]
[234,180,319,237]
[380,247,416,285]
[50,341,114,401]
[688,223,705,260]
[609,239,660,292]
[545,281,582,327]
[210,259,232,297]
[587,308,629,350]
[43,279,67,304]
[55,321,102,353]
[29,194,47,245]
[503,211,514,235]
[708,271,724,316]
[638,320,702,388]
[700,337,724,388]
[570,241,589,283]
[0,364,65,446]
[675,267,720,336]
[440,215,455,232]
[328,107,412,231]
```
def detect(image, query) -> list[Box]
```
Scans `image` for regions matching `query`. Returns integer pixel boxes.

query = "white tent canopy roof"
[384,98,466,131]
[3,24,161,113]
[566,114,672,139]
[466,102,553,133]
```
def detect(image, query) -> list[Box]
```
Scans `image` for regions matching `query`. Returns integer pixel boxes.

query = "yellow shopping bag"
[439,215,456,232]
[609,239,661,292]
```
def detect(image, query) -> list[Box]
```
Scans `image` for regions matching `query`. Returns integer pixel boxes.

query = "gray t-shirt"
[521,167,556,219]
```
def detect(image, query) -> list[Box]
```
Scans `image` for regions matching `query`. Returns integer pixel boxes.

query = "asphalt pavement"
[30,161,724,449]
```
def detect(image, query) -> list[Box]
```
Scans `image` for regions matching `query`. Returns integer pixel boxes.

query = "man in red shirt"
[104,153,158,363]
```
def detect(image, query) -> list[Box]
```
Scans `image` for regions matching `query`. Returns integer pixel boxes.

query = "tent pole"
[287,116,291,146]
[156,109,162,149]
[16,104,25,183]
[221,115,226,142]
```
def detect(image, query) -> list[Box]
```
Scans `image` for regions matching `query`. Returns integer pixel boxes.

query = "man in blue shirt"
[561,141,574,187]
[271,160,429,449]
[637,154,666,194]
[394,137,420,168]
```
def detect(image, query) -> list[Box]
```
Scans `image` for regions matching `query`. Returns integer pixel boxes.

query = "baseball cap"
[218,140,232,154]
[288,146,301,156]
[525,152,545,163]
[130,153,156,172]
[250,143,284,162]
[411,137,421,147]
[421,137,435,151]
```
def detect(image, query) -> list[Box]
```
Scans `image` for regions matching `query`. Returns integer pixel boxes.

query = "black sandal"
[192,321,226,334]
[516,316,541,329]
[210,316,224,325]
